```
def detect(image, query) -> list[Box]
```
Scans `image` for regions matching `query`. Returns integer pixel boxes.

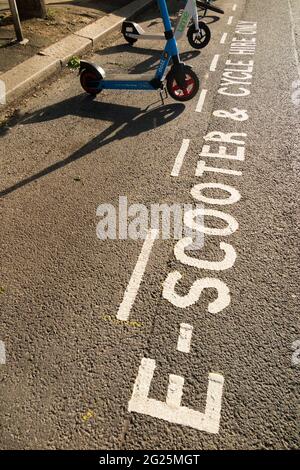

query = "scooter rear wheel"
[167,68,200,102]
[80,70,102,95]
[187,21,211,49]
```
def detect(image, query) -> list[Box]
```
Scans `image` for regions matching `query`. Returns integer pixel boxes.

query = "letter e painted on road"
[128,358,224,434]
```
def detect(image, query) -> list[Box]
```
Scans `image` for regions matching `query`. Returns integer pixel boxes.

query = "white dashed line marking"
[227,16,233,25]
[171,139,190,177]
[220,33,228,44]
[232,4,237,11]
[177,323,193,353]
[117,229,158,321]
[288,0,300,79]
[0,341,6,364]
[210,54,220,72]
[196,89,208,113]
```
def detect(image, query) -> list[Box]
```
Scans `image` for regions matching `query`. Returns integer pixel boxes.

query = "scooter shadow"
[0,95,185,198]
[202,14,221,24]
[132,49,200,74]
[96,44,201,74]
[96,43,201,60]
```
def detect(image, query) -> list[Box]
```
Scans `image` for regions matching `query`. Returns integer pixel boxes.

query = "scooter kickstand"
[159,86,168,105]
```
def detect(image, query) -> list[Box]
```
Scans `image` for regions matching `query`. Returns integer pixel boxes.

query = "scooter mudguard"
[122,21,145,37]
[79,61,106,81]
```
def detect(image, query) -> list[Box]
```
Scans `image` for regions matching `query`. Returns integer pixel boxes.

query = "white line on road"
[196,89,208,113]
[232,4,237,11]
[117,229,158,321]
[166,375,184,407]
[171,139,190,177]
[177,323,193,353]
[0,341,6,364]
[227,16,233,25]
[210,54,220,72]
[220,33,228,44]
[288,0,300,79]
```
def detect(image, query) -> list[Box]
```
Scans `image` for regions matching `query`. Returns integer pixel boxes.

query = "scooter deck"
[106,74,155,81]
[126,33,165,41]
[123,22,165,41]
[101,73,158,91]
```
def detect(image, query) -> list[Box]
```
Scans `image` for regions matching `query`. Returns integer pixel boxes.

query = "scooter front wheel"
[80,70,102,95]
[167,68,200,102]
[187,21,211,49]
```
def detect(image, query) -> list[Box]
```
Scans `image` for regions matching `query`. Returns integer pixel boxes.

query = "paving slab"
[40,34,92,64]
[0,54,60,104]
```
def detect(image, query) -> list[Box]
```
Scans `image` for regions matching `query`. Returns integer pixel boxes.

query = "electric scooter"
[79,0,200,103]
[122,0,224,50]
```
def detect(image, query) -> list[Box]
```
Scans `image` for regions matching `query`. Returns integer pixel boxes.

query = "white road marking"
[210,54,220,72]
[291,340,300,366]
[227,16,233,25]
[213,108,249,121]
[196,161,242,177]
[232,4,237,11]
[117,229,158,321]
[200,143,245,161]
[0,80,6,105]
[191,182,241,206]
[196,89,207,113]
[171,139,190,177]
[203,130,246,145]
[175,238,237,271]
[128,358,224,434]
[177,323,193,353]
[292,80,300,106]
[0,341,6,364]
[288,0,300,79]
[184,208,239,236]
[163,271,231,313]
[220,33,228,44]
[166,375,184,407]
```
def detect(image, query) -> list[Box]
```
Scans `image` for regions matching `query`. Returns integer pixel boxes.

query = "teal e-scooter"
[79,0,200,102]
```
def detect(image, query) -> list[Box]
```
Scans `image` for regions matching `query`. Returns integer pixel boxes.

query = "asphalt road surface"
[0,0,299,450]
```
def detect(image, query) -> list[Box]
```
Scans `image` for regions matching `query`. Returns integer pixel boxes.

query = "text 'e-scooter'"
[79,0,200,102]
